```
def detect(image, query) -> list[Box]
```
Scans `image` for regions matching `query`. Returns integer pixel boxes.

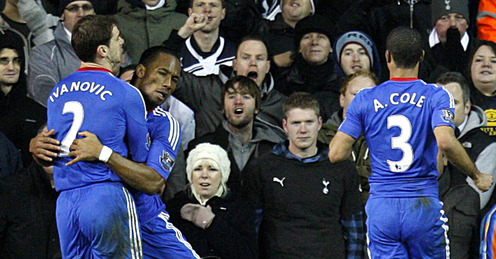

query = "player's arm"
[434,125,493,191]
[328,131,356,163]
[66,131,165,195]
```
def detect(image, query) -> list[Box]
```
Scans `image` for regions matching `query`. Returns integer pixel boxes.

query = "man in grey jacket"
[26,0,96,108]
[437,72,496,211]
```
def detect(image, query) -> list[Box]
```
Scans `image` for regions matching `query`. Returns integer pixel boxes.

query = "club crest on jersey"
[441,109,454,124]
[146,133,151,150]
[322,178,330,194]
[160,151,175,171]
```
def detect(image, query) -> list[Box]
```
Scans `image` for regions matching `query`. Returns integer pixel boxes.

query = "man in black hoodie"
[0,34,46,167]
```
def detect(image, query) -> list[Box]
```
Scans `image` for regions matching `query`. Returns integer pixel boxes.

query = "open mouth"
[247,71,258,81]
[206,15,216,22]
[234,108,243,114]
[199,183,211,187]
[156,91,168,99]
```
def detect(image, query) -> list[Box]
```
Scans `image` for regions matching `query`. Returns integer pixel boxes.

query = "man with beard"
[186,76,286,194]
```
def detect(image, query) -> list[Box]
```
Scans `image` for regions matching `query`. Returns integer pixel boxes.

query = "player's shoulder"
[150,106,174,119]
[419,80,445,91]
[149,106,180,125]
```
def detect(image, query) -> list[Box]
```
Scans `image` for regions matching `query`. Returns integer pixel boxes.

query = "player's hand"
[473,172,494,192]
[29,128,60,165]
[177,13,207,39]
[66,131,104,166]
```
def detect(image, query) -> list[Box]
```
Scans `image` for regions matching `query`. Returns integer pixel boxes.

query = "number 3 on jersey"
[59,101,84,157]
[387,115,413,172]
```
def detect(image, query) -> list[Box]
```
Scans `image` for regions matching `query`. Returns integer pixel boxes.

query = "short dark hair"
[138,46,179,67]
[72,15,116,63]
[386,26,423,69]
[0,46,25,86]
[222,75,261,111]
[340,70,379,96]
[130,46,180,85]
[236,35,271,60]
[283,92,320,118]
[436,72,470,104]
[467,40,496,83]
[189,0,224,8]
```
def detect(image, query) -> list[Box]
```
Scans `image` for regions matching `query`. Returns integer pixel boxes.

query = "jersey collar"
[77,67,112,73]
[390,78,418,81]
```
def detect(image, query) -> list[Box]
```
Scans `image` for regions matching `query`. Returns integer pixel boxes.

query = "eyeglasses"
[65,4,94,13]
[0,57,21,66]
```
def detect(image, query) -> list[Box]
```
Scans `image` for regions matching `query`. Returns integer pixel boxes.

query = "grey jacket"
[461,105,496,209]
[27,23,81,107]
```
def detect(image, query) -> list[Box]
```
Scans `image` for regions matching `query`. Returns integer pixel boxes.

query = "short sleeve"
[338,92,365,140]
[431,86,456,130]
[146,110,182,180]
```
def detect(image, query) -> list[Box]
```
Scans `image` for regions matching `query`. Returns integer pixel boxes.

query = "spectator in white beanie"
[166,142,258,259]
[186,143,231,204]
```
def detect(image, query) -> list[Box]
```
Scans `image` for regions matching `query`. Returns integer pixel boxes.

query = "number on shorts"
[59,101,84,157]
[387,115,413,172]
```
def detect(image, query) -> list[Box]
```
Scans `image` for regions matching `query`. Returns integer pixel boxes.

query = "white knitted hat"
[186,143,231,186]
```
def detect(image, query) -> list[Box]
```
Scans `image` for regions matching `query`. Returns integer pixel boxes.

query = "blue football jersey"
[339,79,455,197]
[47,68,149,191]
[134,106,182,222]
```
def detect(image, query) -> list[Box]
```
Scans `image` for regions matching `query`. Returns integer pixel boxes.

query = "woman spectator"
[166,143,257,259]
[467,40,496,140]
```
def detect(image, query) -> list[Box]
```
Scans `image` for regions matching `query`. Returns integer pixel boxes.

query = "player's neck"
[389,68,419,79]
[80,62,112,73]
[193,30,219,53]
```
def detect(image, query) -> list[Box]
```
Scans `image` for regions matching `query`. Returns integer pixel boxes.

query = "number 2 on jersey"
[59,101,84,157]
[387,115,413,172]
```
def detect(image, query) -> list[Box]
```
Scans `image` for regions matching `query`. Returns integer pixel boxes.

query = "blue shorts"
[56,182,142,258]
[366,196,449,259]
[141,211,199,259]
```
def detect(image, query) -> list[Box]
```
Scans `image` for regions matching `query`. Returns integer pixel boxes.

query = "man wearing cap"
[27,0,96,108]
[263,0,315,68]
[333,30,381,79]
[275,14,340,122]
[426,0,480,81]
